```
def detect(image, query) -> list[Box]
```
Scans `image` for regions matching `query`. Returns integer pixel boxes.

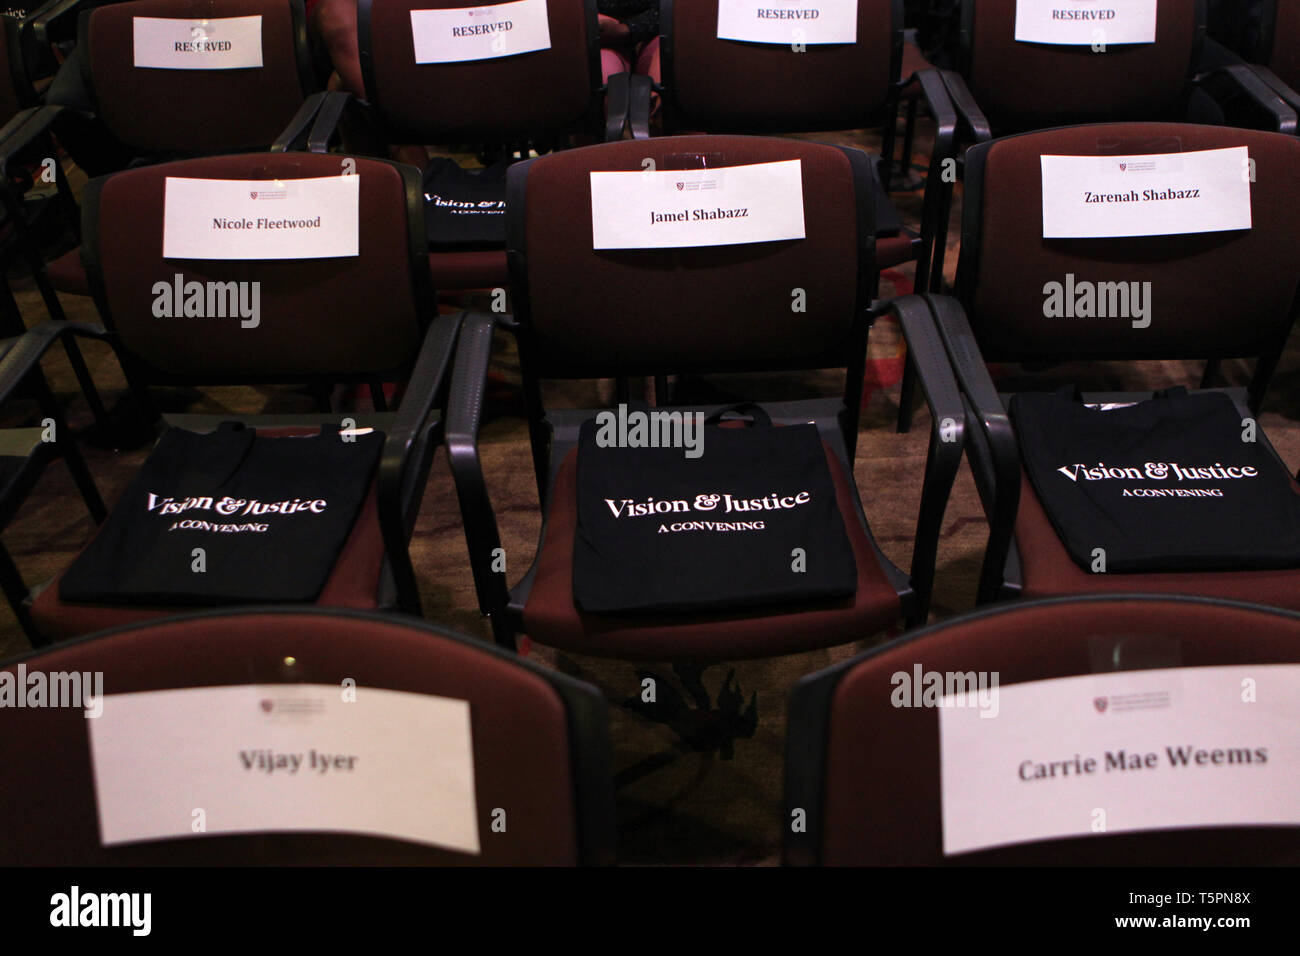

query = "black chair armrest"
[890,294,964,622]
[604,71,630,142]
[271,91,333,153]
[375,310,462,614]
[0,104,62,178]
[910,68,958,292]
[444,311,511,627]
[626,73,653,141]
[924,293,1020,604]
[26,0,86,51]
[1194,62,1298,135]
[938,69,992,145]
[306,90,354,154]
[0,320,109,408]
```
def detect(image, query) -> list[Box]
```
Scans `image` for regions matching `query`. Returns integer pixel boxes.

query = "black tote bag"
[423,157,509,246]
[572,404,857,615]
[59,423,383,605]
[1011,387,1300,573]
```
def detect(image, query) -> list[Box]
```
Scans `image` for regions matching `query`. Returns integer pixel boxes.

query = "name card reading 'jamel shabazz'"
[939,664,1300,856]
[411,0,551,64]
[1040,146,1252,239]
[1014,0,1157,46]
[162,175,360,260]
[590,159,806,250]
[89,683,481,854]
[133,16,265,69]
[716,0,858,45]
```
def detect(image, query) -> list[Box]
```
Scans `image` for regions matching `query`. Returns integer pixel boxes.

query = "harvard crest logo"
[1094,697,1108,713]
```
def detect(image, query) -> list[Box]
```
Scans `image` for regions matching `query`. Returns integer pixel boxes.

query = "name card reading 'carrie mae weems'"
[716,0,858,45]
[1040,146,1252,239]
[1014,0,1157,46]
[163,175,360,259]
[411,0,552,64]
[939,664,1300,856]
[133,16,265,69]
[88,683,481,854]
[590,159,806,250]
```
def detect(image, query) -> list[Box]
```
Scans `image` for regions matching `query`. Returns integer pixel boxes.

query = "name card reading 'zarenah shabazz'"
[716,0,858,45]
[89,683,481,854]
[133,16,265,69]
[1014,0,1157,46]
[590,159,806,250]
[939,664,1300,856]
[1040,146,1252,239]
[411,0,551,64]
[163,175,361,260]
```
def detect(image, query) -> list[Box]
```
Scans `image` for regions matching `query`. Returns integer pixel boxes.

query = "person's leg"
[601,46,632,84]
[309,0,364,96]
[634,36,661,84]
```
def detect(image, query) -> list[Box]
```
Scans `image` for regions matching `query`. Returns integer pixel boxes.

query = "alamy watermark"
[0,665,103,717]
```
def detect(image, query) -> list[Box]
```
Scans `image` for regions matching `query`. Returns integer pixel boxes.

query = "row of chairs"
[3,593,1296,865]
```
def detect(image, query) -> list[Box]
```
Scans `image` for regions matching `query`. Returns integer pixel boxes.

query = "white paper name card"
[716,0,858,45]
[940,664,1300,856]
[411,0,551,64]
[1040,146,1252,239]
[1014,0,1157,46]
[590,159,806,250]
[162,175,360,260]
[88,684,480,854]
[133,16,264,69]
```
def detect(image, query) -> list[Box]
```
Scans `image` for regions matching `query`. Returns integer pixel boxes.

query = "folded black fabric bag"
[573,404,857,615]
[1011,387,1300,573]
[60,423,383,605]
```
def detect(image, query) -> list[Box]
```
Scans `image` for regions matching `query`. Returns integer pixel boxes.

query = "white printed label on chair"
[1014,0,1157,46]
[410,0,551,64]
[89,683,481,854]
[1040,146,1252,238]
[162,175,360,260]
[716,0,858,45]
[939,664,1300,856]
[132,16,264,69]
[590,159,806,250]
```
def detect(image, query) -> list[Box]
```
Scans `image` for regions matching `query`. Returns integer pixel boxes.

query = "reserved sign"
[162,175,360,260]
[411,0,551,64]
[89,683,480,854]
[940,664,1300,856]
[590,159,806,250]
[133,16,264,69]
[1014,0,1157,46]
[1040,146,1252,239]
[716,0,858,45]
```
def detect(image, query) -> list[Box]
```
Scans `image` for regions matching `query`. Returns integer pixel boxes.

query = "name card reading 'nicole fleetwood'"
[1040,146,1252,239]
[88,684,481,854]
[162,175,360,260]
[1014,0,1157,46]
[411,0,551,64]
[716,0,858,45]
[590,159,806,250]
[133,16,264,69]
[939,664,1300,856]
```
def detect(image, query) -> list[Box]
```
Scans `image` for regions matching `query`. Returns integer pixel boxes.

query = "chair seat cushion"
[522,442,903,661]
[30,429,387,643]
[1016,469,1300,607]
[46,247,89,296]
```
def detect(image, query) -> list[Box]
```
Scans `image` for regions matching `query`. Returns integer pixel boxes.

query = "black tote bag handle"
[704,402,773,428]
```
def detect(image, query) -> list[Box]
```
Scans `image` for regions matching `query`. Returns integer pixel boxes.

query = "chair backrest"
[785,594,1300,865]
[506,134,876,379]
[961,0,1204,131]
[955,122,1300,373]
[0,607,615,865]
[1265,0,1300,91]
[81,151,432,383]
[660,0,902,133]
[80,0,315,154]
[358,0,602,145]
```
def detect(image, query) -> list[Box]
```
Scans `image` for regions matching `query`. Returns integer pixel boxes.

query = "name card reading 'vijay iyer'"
[1040,146,1252,239]
[1014,0,1157,46]
[590,159,806,250]
[133,16,264,69]
[939,664,1300,856]
[716,0,858,45]
[88,683,481,854]
[162,175,360,260]
[411,0,551,64]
